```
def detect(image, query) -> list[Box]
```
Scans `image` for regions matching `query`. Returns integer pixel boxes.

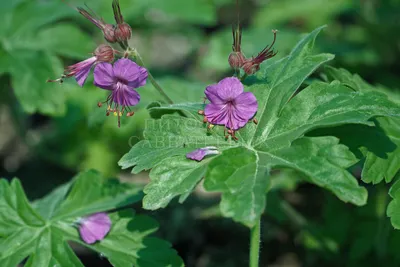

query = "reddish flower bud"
[242,30,278,76]
[94,44,115,63]
[242,60,260,76]
[228,52,246,70]
[114,23,132,42]
[103,24,117,43]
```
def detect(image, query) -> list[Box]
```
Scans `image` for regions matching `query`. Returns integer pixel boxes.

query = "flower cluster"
[47,0,147,127]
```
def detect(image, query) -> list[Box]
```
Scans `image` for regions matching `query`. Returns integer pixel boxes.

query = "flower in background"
[201,77,258,139]
[78,213,111,244]
[186,146,220,162]
[95,58,148,127]
[47,44,115,87]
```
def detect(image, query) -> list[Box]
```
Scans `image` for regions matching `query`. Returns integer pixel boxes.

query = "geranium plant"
[1,0,400,266]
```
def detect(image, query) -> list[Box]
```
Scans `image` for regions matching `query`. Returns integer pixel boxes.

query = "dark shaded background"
[1,0,400,266]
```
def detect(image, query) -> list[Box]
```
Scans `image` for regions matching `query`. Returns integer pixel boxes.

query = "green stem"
[249,219,261,267]
[130,49,174,104]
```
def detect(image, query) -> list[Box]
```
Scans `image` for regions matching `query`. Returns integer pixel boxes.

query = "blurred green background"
[0,0,400,266]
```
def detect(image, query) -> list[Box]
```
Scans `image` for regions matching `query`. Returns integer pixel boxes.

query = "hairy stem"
[249,219,261,267]
[128,48,174,104]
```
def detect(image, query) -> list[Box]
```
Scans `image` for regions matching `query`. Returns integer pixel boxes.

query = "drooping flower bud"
[94,44,115,63]
[76,7,117,44]
[103,24,117,43]
[114,23,132,42]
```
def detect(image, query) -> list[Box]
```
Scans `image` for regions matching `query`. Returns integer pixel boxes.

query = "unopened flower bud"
[76,7,117,44]
[103,24,117,43]
[228,52,245,70]
[114,23,132,42]
[242,60,260,76]
[94,44,114,63]
[242,30,278,76]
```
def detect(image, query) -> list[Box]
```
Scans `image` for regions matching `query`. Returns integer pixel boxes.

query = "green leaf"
[387,179,400,229]
[325,67,400,184]
[362,117,400,183]
[0,171,183,266]
[204,147,270,227]
[256,81,400,151]
[24,228,84,267]
[144,156,208,209]
[53,170,143,220]
[120,26,399,227]
[0,179,45,236]
[32,181,73,220]
[258,137,366,205]
[8,51,66,116]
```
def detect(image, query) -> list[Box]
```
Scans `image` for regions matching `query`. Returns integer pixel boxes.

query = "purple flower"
[47,44,115,87]
[94,58,148,127]
[204,77,258,131]
[186,146,219,162]
[78,213,111,244]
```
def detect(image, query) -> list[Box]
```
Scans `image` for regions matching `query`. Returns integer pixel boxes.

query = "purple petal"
[186,147,219,162]
[186,149,207,161]
[111,82,140,106]
[94,63,115,90]
[204,103,229,126]
[75,57,97,87]
[79,213,111,244]
[205,84,225,104]
[113,59,148,88]
[233,92,258,121]
[226,116,248,130]
[216,77,243,101]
